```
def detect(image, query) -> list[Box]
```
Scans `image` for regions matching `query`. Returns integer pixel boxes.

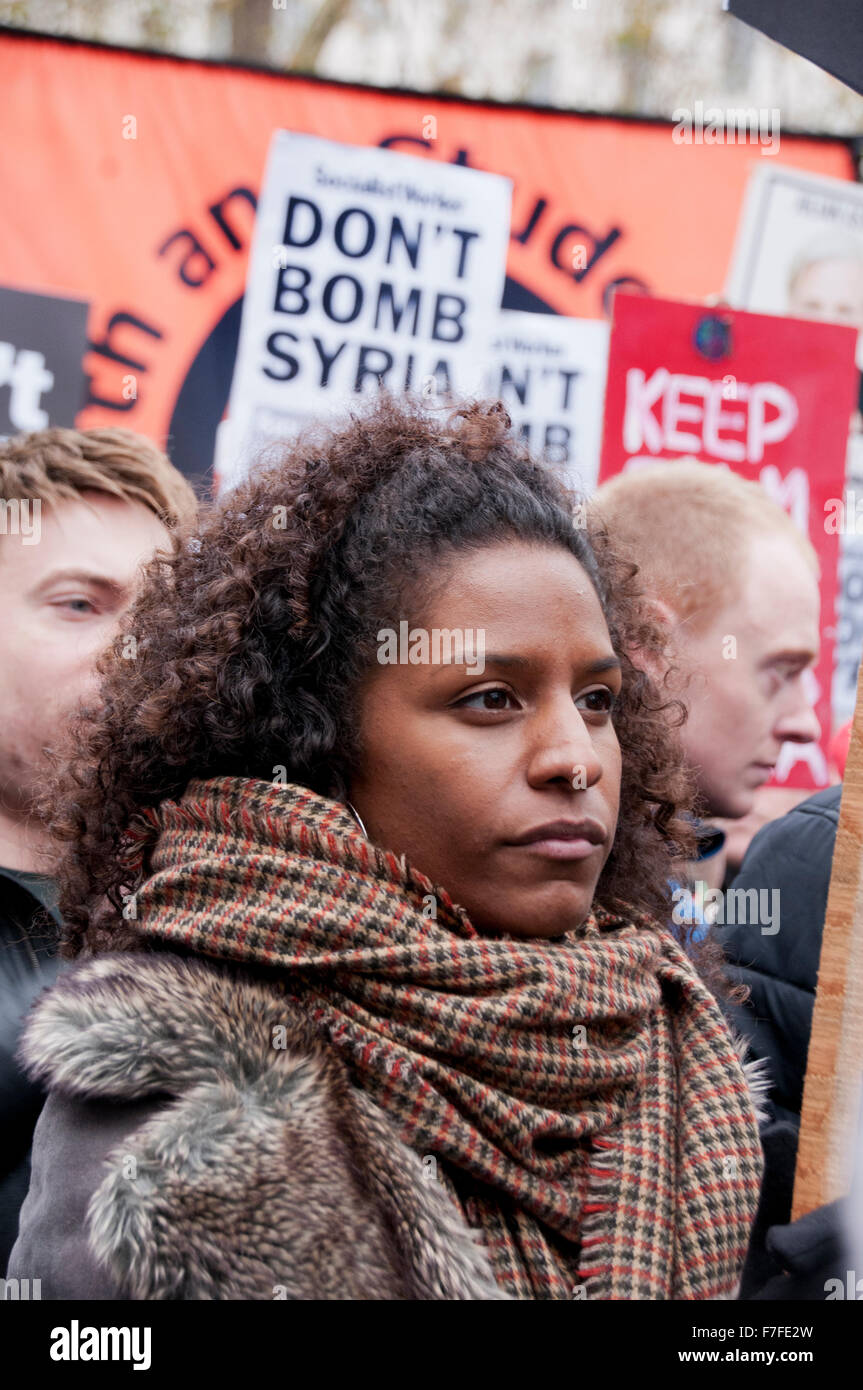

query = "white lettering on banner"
[0,342,54,430]
[622,368,798,464]
[774,668,826,786]
[758,463,810,532]
[775,735,828,785]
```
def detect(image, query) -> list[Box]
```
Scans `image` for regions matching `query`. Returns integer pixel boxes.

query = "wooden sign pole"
[793,669,863,1218]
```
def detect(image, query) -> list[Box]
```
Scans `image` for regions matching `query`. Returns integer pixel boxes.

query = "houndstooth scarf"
[126,775,763,1300]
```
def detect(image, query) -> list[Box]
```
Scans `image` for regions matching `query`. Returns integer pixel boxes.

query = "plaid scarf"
[128,775,763,1300]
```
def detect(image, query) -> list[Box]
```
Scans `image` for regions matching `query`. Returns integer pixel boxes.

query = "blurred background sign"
[0,285,88,439]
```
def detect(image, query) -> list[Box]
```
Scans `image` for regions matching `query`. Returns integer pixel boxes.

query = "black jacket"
[0,867,62,1273]
[719,784,841,1132]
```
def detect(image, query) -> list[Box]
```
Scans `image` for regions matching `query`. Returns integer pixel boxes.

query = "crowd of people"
[0,393,857,1299]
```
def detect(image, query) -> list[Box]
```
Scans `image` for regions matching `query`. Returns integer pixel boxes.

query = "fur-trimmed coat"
[8,951,506,1300]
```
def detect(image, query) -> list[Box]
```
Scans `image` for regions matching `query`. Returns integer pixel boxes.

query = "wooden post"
[793,672,863,1218]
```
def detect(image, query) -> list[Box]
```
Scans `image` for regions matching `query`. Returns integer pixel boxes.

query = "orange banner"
[0,29,856,482]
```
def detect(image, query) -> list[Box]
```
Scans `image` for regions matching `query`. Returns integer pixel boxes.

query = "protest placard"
[598,291,859,788]
[483,310,609,495]
[217,131,511,487]
[0,285,89,439]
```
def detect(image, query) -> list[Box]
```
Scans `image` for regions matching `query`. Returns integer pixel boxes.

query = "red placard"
[598,292,859,789]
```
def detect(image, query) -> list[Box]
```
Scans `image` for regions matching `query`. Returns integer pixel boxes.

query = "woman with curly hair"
[9,395,763,1301]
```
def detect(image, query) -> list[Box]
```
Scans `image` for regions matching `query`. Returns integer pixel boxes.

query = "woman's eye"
[577,687,616,714]
[455,687,517,712]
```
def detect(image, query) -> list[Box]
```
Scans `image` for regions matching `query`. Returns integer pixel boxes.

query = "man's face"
[0,490,169,812]
[349,541,622,939]
[674,532,821,820]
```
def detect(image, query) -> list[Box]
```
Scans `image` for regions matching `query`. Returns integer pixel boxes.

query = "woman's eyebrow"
[480,653,529,670]
[481,653,622,675]
[584,656,623,676]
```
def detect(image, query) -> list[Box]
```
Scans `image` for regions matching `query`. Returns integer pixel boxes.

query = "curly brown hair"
[44,394,699,957]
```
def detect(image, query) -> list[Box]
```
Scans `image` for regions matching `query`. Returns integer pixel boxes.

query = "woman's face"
[349,541,622,938]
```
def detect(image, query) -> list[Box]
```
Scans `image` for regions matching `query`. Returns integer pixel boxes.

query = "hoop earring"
[346,800,368,838]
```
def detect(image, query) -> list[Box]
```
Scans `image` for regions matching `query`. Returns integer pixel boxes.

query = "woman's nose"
[525,705,603,790]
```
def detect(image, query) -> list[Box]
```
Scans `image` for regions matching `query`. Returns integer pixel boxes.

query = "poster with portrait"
[725,165,863,369]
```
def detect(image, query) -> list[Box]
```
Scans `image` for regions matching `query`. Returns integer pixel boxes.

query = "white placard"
[219,131,512,487]
[483,310,609,495]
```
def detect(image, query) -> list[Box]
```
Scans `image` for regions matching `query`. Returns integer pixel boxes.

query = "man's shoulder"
[0,866,63,1045]
[741,784,842,871]
[767,783,841,830]
[0,866,61,969]
[782,783,842,824]
[0,866,61,924]
[722,785,842,986]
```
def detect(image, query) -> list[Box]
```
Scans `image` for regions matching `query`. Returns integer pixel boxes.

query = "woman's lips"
[508,818,607,861]
[513,836,600,861]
